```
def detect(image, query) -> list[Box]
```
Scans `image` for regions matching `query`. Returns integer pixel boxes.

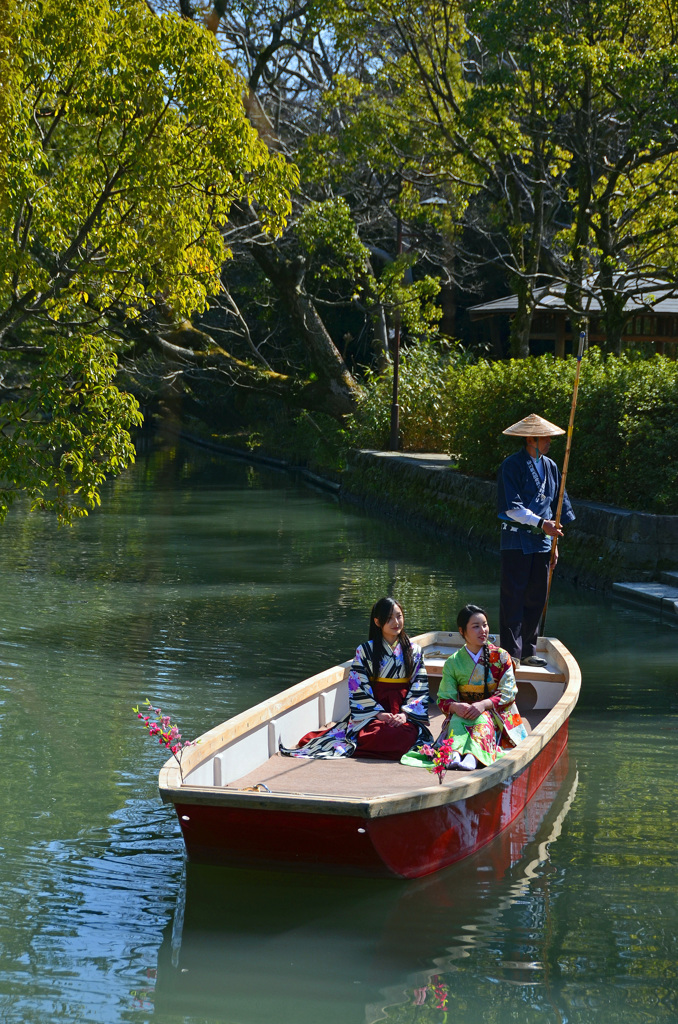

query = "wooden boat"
[158,632,580,879]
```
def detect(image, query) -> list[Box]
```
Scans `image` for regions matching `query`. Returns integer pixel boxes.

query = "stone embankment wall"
[341,451,678,587]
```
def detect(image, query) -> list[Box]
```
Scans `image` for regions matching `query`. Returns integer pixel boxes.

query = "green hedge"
[346,349,678,514]
[349,341,457,453]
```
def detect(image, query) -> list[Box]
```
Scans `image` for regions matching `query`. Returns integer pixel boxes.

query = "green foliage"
[372,261,442,338]
[2,0,293,326]
[0,0,18,210]
[221,342,468,471]
[347,341,465,452]
[206,342,678,515]
[296,197,370,284]
[448,355,575,475]
[295,195,443,336]
[348,0,678,354]
[582,354,678,514]
[0,0,295,521]
[222,406,352,477]
[448,350,678,515]
[351,349,678,514]
[0,332,143,520]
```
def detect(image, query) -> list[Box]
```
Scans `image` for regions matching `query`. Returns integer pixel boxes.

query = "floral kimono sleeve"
[280,643,379,759]
[346,642,382,731]
[492,649,518,708]
[488,647,527,746]
[400,645,430,726]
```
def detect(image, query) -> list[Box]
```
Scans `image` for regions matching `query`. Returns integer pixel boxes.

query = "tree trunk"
[249,243,360,417]
[509,278,533,358]
[370,301,391,371]
[601,301,626,355]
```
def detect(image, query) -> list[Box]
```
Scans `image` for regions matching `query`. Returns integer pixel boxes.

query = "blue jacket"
[497,448,575,554]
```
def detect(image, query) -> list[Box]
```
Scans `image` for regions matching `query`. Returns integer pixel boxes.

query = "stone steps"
[612,580,678,617]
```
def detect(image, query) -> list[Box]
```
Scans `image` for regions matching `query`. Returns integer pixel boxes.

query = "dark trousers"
[499,549,550,660]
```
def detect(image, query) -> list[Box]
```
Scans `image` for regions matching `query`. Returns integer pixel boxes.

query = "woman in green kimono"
[437,604,528,771]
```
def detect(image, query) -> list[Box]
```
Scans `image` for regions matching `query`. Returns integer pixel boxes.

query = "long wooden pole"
[538,327,587,636]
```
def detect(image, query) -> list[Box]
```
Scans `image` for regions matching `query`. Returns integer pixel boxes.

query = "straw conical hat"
[502,413,565,437]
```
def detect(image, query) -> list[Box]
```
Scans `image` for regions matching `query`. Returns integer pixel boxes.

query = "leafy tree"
[145,0,457,421]
[336,0,566,356]
[533,0,678,350]
[0,0,294,520]
[356,0,678,356]
[157,0,369,415]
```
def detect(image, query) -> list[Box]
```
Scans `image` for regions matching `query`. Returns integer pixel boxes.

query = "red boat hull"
[174,721,569,879]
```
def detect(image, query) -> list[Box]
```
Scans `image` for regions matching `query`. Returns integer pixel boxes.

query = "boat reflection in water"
[154,752,578,1024]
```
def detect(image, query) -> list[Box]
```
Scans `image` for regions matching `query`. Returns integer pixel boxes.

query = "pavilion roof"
[468,277,678,319]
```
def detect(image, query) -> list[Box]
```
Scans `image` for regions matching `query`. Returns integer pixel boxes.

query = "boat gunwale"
[158,634,580,819]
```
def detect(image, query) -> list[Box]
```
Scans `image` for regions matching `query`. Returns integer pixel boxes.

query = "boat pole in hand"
[538,328,587,637]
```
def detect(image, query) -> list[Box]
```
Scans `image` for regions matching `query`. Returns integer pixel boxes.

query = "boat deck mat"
[224,707,545,799]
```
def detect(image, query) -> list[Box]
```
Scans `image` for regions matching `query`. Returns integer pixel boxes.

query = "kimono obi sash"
[458,680,497,702]
[370,674,412,685]
[459,684,517,713]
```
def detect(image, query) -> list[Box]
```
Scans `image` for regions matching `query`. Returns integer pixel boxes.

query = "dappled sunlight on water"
[0,444,676,1023]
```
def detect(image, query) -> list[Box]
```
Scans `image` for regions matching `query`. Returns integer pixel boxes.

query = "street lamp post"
[389,214,403,451]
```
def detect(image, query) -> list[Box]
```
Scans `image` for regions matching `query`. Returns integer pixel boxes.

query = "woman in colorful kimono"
[281,596,432,760]
[437,603,528,771]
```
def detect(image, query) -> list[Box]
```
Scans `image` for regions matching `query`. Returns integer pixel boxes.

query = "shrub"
[449,355,575,476]
[347,340,463,452]
[232,347,678,514]
[446,351,678,512]
[614,357,678,513]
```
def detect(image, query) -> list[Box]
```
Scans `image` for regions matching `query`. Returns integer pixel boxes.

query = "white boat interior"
[177,633,571,802]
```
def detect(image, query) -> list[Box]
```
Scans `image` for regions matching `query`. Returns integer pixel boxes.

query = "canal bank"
[340,450,678,591]
[339,451,678,618]
[171,428,678,611]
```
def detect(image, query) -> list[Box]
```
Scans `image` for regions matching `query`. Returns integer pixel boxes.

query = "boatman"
[497,414,575,668]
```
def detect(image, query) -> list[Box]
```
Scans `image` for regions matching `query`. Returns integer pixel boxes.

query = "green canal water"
[0,443,676,1024]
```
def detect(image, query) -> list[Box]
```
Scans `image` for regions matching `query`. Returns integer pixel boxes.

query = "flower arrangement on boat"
[420,736,456,784]
[133,699,198,778]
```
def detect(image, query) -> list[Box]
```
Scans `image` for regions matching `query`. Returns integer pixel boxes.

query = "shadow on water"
[155,753,578,1024]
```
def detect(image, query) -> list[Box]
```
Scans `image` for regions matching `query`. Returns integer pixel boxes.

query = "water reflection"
[0,443,677,1024]
[156,754,577,1024]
